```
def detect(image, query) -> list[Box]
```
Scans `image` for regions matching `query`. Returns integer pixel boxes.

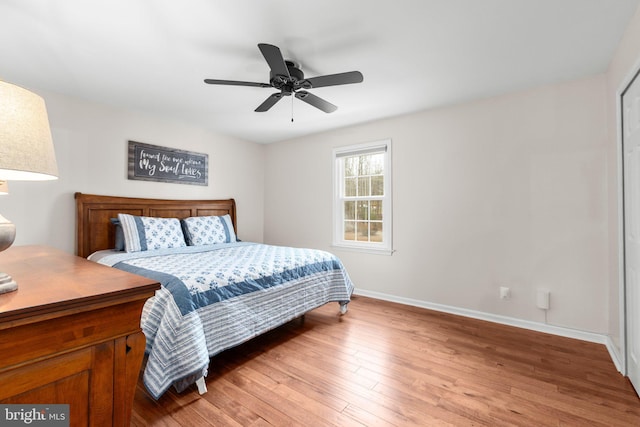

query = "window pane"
[344,157,357,177]
[370,153,384,174]
[358,155,370,175]
[357,177,370,197]
[370,200,383,220]
[345,177,357,197]
[370,222,383,242]
[371,175,384,196]
[344,221,355,241]
[357,201,369,221]
[356,222,369,241]
[344,201,355,220]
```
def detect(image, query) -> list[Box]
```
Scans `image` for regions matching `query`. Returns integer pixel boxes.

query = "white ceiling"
[1,0,639,144]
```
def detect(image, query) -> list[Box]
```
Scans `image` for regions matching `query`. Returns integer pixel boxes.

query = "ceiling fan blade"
[258,43,290,78]
[255,92,285,112]
[204,79,271,88]
[302,71,363,89]
[295,91,337,113]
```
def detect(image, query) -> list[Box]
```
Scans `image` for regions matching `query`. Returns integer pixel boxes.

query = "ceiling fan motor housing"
[270,60,309,93]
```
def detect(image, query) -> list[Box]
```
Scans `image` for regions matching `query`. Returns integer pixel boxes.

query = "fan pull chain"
[291,96,294,122]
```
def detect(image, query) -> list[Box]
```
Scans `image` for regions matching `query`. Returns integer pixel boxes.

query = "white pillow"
[181,214,236,246]
[118,213,187,252]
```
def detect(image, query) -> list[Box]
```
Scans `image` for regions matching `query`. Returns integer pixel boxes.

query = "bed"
[75,193,354,399]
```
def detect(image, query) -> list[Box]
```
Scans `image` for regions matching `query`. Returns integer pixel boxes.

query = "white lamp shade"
[0,81,58,181]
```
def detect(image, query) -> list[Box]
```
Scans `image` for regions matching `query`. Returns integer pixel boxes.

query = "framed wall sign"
[128,141,208,186]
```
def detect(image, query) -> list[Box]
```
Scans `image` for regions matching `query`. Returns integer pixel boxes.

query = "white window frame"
[332,139,393,255]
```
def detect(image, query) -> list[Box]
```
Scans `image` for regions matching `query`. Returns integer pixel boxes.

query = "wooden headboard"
[75,193,237,258]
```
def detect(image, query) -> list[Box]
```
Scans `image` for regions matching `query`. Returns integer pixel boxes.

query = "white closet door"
[623,70,640,395]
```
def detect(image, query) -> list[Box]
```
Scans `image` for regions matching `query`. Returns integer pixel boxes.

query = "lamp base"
[0,272,17,294]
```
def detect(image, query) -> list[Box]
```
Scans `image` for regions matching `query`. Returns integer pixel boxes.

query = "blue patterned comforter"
[91,242,354,399]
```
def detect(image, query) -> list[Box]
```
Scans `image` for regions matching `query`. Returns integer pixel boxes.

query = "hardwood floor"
[131,296,640,426]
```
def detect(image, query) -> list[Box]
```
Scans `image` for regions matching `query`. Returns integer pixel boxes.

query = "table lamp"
[0,81,58,294]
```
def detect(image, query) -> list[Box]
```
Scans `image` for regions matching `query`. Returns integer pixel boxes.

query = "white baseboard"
[353,289,612,347]
[606,335,625,374]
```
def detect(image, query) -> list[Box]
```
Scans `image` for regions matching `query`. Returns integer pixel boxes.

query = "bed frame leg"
[339,302,349,315]
[196,377,207,395]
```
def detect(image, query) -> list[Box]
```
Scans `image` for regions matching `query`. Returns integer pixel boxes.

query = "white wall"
[605,5,640,360]
[265,74,609,333]
[0,90,265,254]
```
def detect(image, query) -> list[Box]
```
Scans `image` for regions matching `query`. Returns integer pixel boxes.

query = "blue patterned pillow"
[181,215,236,246]
[110,218,125,251]
[118,213,187,252]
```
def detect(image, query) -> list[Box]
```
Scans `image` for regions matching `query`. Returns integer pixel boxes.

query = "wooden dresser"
[0,245,160,426]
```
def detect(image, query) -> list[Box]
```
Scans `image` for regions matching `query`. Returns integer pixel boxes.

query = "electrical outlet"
[500,286,510,300]
[537,289,550,310]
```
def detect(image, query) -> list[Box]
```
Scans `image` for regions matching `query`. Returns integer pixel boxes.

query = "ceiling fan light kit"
[204,43,363,114]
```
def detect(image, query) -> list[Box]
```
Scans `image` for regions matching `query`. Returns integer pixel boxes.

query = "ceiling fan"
[204,43,363,114]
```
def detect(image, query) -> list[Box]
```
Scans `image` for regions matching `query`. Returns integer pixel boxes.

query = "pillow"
[117,213,187,252]
[181,214,237,246]
[110,218,125,251]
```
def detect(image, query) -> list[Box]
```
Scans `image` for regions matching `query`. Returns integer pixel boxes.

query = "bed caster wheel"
[339,302,348,315]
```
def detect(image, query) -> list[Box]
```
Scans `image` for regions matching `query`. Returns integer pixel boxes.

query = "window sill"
[331,244,394,256]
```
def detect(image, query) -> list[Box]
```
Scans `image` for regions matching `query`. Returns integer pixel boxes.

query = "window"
[333,139,392,254]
